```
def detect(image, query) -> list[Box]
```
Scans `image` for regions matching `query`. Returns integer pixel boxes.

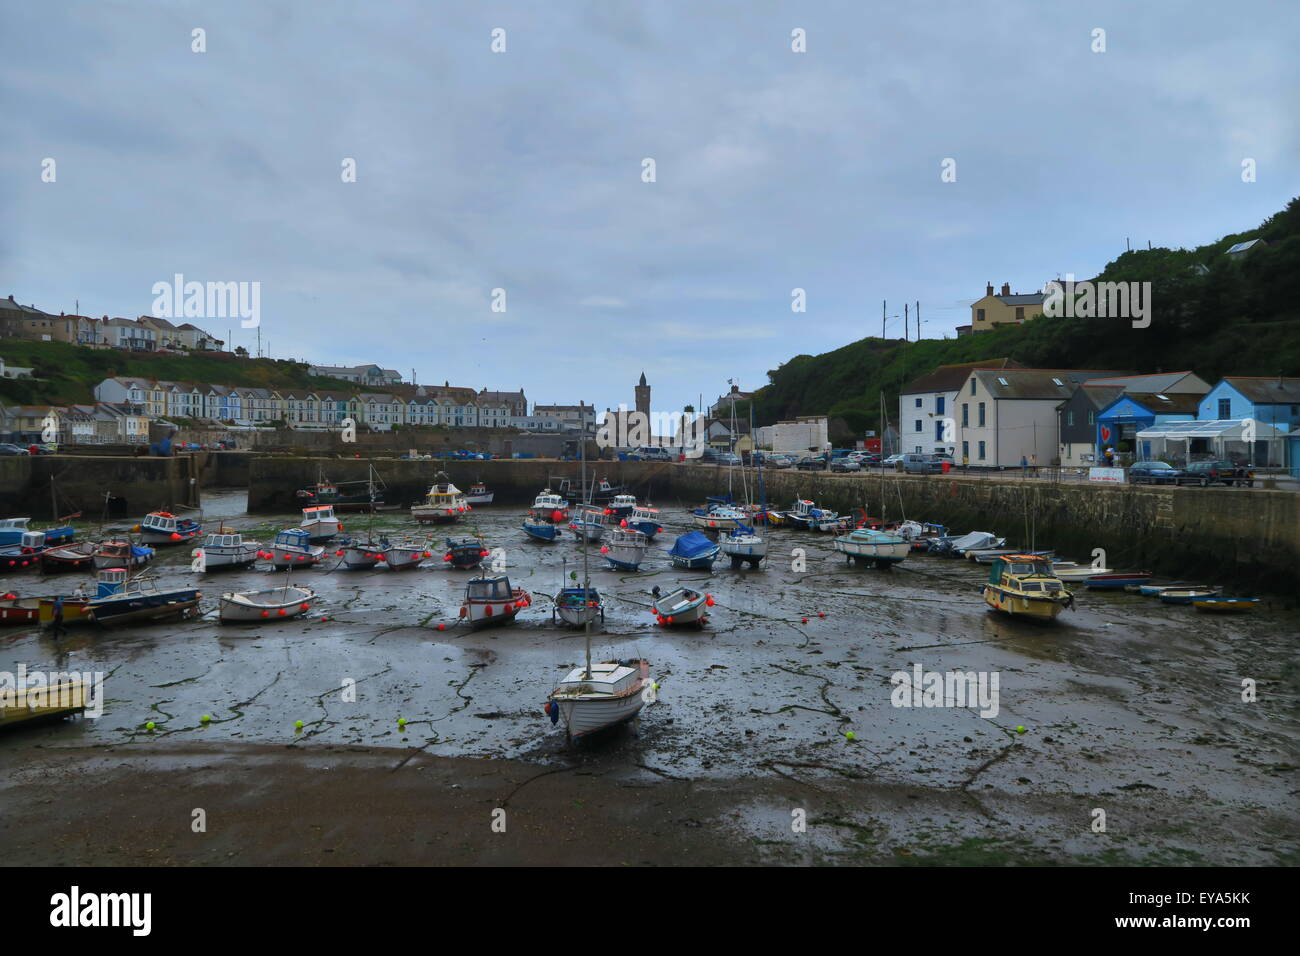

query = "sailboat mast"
[580,414,592,680]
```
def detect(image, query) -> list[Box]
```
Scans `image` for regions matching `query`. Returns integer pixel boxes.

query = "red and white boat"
[465,483,494,505]
[383,538,432,570]
[265,529,325,569]
[0,593,41,626]
[39,542,96,574]
[412,476,469,524]
[458,575,530,628]
[300,505,341,541]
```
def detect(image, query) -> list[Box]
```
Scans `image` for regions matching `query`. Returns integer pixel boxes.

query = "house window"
[914,420,922,433]
[1015,307,1024,320]
[1218,398,1231,419]
[915,398,922,408]
[961,404,969,427]
[969,379,976,396]
[976,309,985,323]
[935,396,945,415]
[1087,411,1095,425]
[978,402,986,427]
[962,440,969,459]
[978,441,986,460]
[1067,410,1075,426]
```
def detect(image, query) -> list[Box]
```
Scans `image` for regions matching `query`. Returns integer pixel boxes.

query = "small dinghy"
[339,539,385,570]
[39,541,96,574]
[1054,564,1110,582]
[1159,586,1221,605]
[1086,571,1153,590]
[553,585,604,628]
[651,586,712,627]
[382,538,431,570]
[602,528,648,571]
[265,528,325,569]
[1137,581,1207,597]
[443,537,487,570]
[667,531,720,570]
[523,511,560,542]
[459,574,530,629]
[93,539,153,570]
[1193,597,1259,613]
[834,528,908,568]
[219,585,316,623]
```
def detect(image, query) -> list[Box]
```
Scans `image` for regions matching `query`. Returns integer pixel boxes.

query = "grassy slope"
[747,197,1300,435]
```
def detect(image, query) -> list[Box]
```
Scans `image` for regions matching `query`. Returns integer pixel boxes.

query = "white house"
[898,358,1021,457]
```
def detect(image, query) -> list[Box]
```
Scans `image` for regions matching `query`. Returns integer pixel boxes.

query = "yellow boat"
[0,680,88,730]
[1193,598,1259,613]
[37,596,93,625]
[983,554,1074,621]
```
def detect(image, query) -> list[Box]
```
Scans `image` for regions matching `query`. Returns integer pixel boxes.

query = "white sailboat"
[719,393,766,568]
[546,420,651,741]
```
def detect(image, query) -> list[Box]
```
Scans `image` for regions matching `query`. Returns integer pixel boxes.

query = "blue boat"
[523,511,560,542]
[0,518,74,548]
[0,531,49,573]
[667,530,720,570]
[84,569,201,626]
[1158,586,1220,605]
[623,506,663,540]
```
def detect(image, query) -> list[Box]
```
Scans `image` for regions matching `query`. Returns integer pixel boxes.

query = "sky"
[3,0,1297,415]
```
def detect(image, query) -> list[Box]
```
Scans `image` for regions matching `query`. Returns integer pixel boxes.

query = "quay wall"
[0,454,202,520]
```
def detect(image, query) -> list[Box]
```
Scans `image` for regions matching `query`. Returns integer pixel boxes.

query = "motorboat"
[219,585,316,623]
[667,531,720,570]
[834,528,909,567]
[983,555,1073,622]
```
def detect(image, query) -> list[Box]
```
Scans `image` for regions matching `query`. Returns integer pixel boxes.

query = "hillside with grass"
[745,196,1300,437]
[0,342,383,407]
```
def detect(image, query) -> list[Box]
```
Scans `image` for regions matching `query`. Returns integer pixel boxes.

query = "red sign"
[863,438,882,452]
[1099,425,1111,442]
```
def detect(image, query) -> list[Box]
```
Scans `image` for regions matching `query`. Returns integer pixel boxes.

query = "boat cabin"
[203,533,245,548]
[275,528,313,548]
[18,531,46,551]
[96,568,128,598]
[302,505,336,521]
[609,494,637,509]
[533,490,568,510]
[466,576,514,601]
[987,556,1066,593]
[143,512,180,532]
[469,483,488,495]
[553,661,639,697]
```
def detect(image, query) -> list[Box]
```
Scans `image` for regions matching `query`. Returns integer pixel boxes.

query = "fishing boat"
[265,528,325,569]
[443,537,488,569]
[692,502,748,531]
[623,506,663,540]
[546,658,651,742]
[667,531,720,570]
[0,593,42,626]
[219,585,316,623]
[459,574,530,628]
[651,585,711,627]
[296,472,386,510]
[1193,597,1260,613]
[84,569,201,626]
[983,554,1074,621]
[784,499,838,531]
[602,527,648,571]
[339,539,385,570]
[38,541,96,574]
[1085,571,1153,590]
[834,528,909,568]
[0,531,48,572]
[382,537,431,570]
[812,514,854,533]
[0,518,75,548]
[412,475,469,524]
[553,585,604,627]
[1158,586,1221,605]
[300,505,341,541]
[590,477,626,503]
[139,510,201,545]
[192,531,261,571]
[532,489,571,522]
[38,593,94,626]
[522,511,560,542]
[721,525,767,568]
[93,539,153,570]
[0,677,88,730]
[465,482,495,505]
[569,505,606,542]
[605,494,637,518]
[906,522,949,551]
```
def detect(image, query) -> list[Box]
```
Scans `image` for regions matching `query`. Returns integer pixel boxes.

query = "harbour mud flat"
[2,493,1297,865]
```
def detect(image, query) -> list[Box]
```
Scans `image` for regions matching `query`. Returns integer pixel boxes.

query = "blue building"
[1199,377,1300,433]
[1095,392,1201,460]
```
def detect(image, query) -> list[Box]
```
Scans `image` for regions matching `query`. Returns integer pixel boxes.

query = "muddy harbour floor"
[2,491,1297,866]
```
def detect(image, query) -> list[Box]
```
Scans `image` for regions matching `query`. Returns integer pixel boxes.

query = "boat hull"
[219,587,314,623]
[0,598,42,625]
[461,593,528,629]
[87,591,201,626]
[383,547,427,570]
[834,536,909,566]
[412,508,462,524]
[1193,598,1258,613]
[983,585,1067,621]
[523,524,559,542]
[300,520,340,542]
[342,545,383,570]
[556,693,646,739]
[271,546,325,569]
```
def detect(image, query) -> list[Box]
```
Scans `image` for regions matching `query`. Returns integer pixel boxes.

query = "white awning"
[1135,418,1285,441]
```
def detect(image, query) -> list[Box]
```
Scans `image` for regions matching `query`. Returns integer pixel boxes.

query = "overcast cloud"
[3,0,1297,413]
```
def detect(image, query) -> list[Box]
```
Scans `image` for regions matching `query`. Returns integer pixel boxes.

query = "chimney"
[985,282,993,296]
[1001,282,1011,296]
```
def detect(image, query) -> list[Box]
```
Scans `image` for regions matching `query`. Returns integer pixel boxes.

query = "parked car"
[1128,461,1195,485]
[1184,460,1255,487]
[830,457,861,473]
[795,454,829,471]
[882,454,905,469]
[633,445,674,462]
[715,452,742,467]
[766,454,794,469]
[0,443,31,455]
[902,453,943,474]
